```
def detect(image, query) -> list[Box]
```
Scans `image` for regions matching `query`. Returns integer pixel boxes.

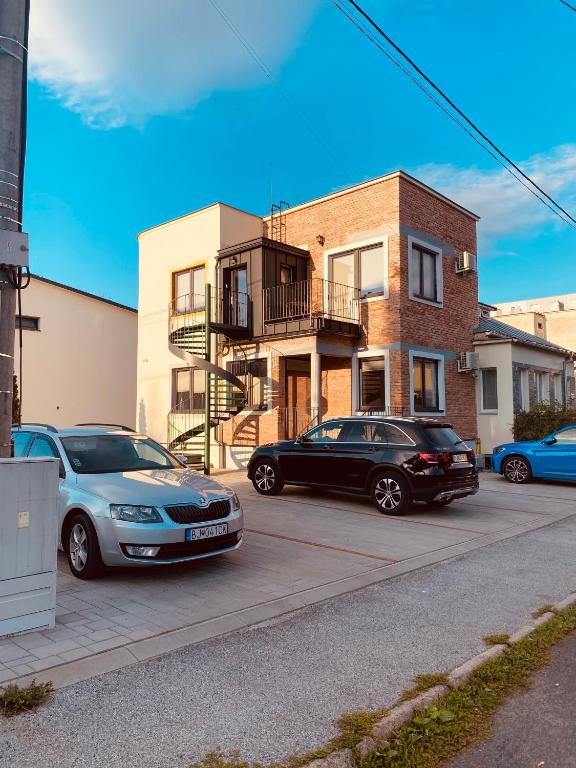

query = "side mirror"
[296,435,310,445]
[174,454,188,466]
[59,460,66,479]
[542,437,557,446]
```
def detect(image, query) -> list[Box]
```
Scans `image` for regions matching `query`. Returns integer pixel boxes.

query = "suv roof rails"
[12,422,58,433]
[75,423,135,432]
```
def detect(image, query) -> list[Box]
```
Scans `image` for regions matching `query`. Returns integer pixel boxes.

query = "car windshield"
[425,426,466,449]
[61,435,180,474]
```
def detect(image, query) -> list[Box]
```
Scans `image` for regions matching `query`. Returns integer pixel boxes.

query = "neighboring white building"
[14,275,137,429]
[473,308,575,454]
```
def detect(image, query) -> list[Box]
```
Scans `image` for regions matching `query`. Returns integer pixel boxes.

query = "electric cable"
[331,0,576,229]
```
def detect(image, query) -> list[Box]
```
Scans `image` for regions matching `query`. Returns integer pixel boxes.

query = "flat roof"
[32,274,137,313]
[262,170,480,222]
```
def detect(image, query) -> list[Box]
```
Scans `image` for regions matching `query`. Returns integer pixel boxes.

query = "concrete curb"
[304,591,576,768]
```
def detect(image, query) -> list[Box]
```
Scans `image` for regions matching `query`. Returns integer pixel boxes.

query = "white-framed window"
[409,350,445,415]
[408,236,443,307]
[553,373,564,405]
[324,238,389,302]
[353,349,391,413]
[520,369,530,411]
[480,368,498,413]
[536,371,549,403]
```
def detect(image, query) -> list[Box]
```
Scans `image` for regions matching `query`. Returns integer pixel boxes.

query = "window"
[172,367,205,412]
[554,427,576,444]
[28,435,60,459]
[536,372,549,403]
[280,265,294,285]
[411,243,439,303]
[412,356,440,412]
[61,435,178,474]
[481,368,498,411]
[227,358,267,409]
[11,431,32,457]
[553,373,563,405]
[424,426,465,449]
[520,369,530,411]
[341,421,388,443]
[328,242,386,299]
[304,421,345,442]
[173,265,205,314]
[16,316,39,331]
[359,358,386,409]
[385,424,415,446]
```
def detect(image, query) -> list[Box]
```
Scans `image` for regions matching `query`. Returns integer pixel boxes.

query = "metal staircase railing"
[167,284,248,474]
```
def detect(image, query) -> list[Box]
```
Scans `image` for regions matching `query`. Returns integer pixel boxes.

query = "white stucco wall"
[474,341,514,453]
[136,203,261,446]
[14,277,137,429]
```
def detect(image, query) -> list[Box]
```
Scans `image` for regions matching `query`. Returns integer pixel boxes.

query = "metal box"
[0,458,59,637]
[0,230,29,268]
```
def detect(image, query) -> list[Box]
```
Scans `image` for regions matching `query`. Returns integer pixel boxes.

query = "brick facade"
[222,171,479,445]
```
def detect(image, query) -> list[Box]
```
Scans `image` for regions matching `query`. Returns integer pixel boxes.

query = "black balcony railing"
[169,289,250,332]
[263,278,359,325]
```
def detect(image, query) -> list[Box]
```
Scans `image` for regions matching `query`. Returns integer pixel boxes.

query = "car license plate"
[452,453,468,463]
[185,523,228,542]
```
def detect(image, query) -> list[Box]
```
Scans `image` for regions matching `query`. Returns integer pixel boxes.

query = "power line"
[330,0,576,230]
[331,0,576,229]
[559,0,576,11]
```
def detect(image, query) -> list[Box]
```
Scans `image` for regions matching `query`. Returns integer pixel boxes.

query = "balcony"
[169,289,251,340]
[262,278,361,338]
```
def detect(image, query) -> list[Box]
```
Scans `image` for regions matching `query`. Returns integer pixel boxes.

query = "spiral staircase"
[167,286,248,473]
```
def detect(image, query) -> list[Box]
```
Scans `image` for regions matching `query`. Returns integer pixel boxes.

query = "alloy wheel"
[504,458,529,483]
[70,522,88,572]
[254,463,275,492]
[374,476,402,511]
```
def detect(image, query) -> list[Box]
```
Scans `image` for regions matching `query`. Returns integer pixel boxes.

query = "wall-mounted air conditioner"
[457,351,480,372]
[455,251,477,274]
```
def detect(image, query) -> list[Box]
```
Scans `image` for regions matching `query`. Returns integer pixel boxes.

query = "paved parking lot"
[2,471,576,686]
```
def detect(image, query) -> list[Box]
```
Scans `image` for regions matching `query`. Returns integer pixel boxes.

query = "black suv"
[247,417,478,515]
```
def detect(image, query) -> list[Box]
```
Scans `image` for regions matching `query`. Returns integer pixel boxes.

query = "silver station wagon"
[11,424,243,579]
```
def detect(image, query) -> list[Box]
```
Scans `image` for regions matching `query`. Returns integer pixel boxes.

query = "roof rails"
[75,423,135,432]
[12,423,58,433]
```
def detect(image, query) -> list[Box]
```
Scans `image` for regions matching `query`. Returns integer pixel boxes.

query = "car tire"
[426,499,453,507]
[252,459,284,496]
[502,456,532,484]
[371,470,412,516]
[65,512,104,580]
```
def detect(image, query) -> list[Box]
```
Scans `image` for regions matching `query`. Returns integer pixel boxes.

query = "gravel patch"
[2,515,576,768]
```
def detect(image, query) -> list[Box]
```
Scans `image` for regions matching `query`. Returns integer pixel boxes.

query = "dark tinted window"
[28,435,60,459]
[11,431,32,457]
[384,424,415,445]
[424,426,465,449]
[341,421,387,442]
[61,435,179,474]
[304,422,345,442]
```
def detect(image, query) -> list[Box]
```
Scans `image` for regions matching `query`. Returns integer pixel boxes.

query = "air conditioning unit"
[458,351,480,372]
[455,251,477,274]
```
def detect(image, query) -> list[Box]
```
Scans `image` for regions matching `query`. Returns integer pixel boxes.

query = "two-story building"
[137,171,480,470]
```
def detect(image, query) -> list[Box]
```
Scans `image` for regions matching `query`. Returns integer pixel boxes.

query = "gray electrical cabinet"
[0,458,59,637]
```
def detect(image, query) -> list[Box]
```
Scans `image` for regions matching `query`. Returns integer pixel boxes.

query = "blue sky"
[25,0,576,308]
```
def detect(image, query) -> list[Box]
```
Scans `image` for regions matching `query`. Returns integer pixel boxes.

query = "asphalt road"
[449,631,576,768]
[3,513,576,768]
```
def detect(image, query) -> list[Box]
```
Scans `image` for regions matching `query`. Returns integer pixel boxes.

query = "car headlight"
[110,504,162,523]
[231,492,241,511]
[493,446,506,454]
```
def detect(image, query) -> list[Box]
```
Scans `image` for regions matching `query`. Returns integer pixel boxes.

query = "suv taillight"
[415,452,452,468]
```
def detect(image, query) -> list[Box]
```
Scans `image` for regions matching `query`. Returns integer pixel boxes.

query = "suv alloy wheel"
[371,470,411,515]
[252,459,284,496]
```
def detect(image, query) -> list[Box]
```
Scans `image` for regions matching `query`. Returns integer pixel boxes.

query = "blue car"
[492,425,576,484]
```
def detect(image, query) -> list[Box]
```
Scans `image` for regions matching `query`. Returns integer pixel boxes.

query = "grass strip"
[189,603,576,768]
[482,633,509,646]
[360,604,576,768]
[0,679,53,717]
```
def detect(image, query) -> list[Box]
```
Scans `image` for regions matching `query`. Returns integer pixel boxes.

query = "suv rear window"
[424,426,466,449]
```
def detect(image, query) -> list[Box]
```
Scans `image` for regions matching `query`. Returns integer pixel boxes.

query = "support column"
[310,349,321,421]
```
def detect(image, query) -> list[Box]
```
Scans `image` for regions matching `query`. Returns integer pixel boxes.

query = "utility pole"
[0,0,30,457]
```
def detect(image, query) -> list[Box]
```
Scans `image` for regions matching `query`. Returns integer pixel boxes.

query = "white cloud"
[29,0,318,128]
[412,144,576,251]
